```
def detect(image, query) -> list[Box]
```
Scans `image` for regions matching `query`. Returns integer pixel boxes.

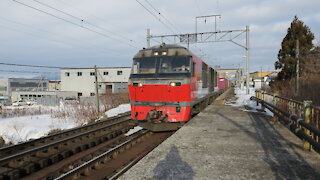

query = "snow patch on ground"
[228,88,258,107]
[105,104,131,117]
[226,88,274,117]
[0,103,132,144]
[0,115,77,144]
[125,126,143,136]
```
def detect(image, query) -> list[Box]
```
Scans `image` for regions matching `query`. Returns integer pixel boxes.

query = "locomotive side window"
[132,58,156,74]
[202,63,208,88]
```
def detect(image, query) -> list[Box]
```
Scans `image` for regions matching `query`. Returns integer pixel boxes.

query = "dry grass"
[51,92,130,124]
[101,92,130,111]
[0,106,49,118]
[0,136,5,147]
[47,128,62,135]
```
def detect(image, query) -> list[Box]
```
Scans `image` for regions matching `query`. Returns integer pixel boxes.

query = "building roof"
[216,69,239,71]
[60,67,131,70]
[0,78,49,81]
[250,71,275,78]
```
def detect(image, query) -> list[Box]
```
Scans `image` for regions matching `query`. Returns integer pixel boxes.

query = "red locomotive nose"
[128,43,223,132]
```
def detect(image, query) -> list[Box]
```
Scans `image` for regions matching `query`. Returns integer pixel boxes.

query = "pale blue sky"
[0,0,319,78]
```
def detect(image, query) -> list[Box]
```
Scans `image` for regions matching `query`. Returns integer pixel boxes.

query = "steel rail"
[55,129,150,179]
[0,112,131,156]
[0,118,132,164]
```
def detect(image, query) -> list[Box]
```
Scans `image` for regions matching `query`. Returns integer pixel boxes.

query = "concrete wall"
[253,79,263,89]
[60,67,131,97]
[48,81,61,91]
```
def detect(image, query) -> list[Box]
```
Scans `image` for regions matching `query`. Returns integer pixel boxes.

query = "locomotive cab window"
[132,58,156,74]
[158,57,190,73]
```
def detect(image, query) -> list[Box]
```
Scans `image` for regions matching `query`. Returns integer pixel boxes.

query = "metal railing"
[252,91,320,153]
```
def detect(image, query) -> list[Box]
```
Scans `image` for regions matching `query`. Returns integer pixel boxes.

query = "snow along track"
[0,112,134,180]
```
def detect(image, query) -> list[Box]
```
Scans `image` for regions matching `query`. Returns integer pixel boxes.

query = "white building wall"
[48,81,61,91]
[0,78,8,96]
[60,67,131,97]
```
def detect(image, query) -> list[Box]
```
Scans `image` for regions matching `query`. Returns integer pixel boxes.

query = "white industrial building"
[0,78,49,98]
[0,78,78,102]
[60,67,131,97]
[11,91,78,101]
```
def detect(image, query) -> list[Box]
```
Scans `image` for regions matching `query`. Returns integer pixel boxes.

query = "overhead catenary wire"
[194,0,203,16]
[143,0,181,33]
[54,0,147,46]
[32,0,144,47]
[0,17,126,56]
[12,0,139,49]
[137,0,206,55]
[135,0,175,34]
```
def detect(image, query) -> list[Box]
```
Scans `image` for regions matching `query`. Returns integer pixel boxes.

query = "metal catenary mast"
[146,15,250,94]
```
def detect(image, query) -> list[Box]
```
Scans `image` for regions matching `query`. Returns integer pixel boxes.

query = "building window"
[90,72,95,76]
[77,72,82,76]
[103,71,109,75]
[78,92,82,96]
[90,92,95,96]
[65,72,70,76]
[117,71,123,75]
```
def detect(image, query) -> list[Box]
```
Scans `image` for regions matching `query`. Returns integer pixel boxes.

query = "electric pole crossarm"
[149,29,247,46]
[231,30,246,40]
[230,40,247,49]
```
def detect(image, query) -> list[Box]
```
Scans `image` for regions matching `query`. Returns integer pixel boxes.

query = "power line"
[12,0,139,48]
[54,0,146,46]
[33,0,144,46]
[0,16,125,56]
[0,62,67,69]
[143,0,181,33]
[194,0,203,16]
[33,0,82,22]
[138,0,206,54]
[0,69,58,74]
[136,0,175,34]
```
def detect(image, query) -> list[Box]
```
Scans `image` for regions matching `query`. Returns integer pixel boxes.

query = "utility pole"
[94,65,100,114]
[147,28,151,48]
[246,25,250,94]
[295,40,300,96]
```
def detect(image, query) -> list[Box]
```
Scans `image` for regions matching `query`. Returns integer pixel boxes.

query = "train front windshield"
[132,57,191,75]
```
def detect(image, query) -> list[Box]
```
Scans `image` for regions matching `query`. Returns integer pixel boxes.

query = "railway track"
[57,130,173,180]
[0,112,134,180]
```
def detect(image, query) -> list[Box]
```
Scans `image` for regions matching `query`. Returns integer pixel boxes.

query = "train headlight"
[161,51,167,55]
[133,82,143,87]
[169,82,181,87]
[154,52,159,56]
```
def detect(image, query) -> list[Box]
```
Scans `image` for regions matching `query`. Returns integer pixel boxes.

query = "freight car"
[128,43,228,131]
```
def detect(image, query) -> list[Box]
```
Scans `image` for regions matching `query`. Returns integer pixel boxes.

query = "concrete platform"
[120,100,320,179]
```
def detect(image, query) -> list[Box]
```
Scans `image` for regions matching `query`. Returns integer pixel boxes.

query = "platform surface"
[120,101,320,179]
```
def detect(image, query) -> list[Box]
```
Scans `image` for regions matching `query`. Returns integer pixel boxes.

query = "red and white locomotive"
[128,43,226,131]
